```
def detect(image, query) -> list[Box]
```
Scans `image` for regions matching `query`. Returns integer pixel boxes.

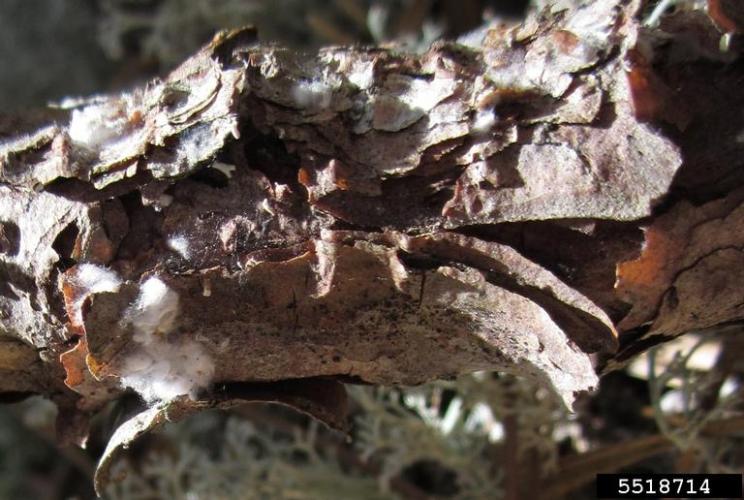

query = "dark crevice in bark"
[0,221,20,256]
[328,220,385,233]
[478,267,616,353]
[0,266,21,301]
[397,251,448,271]
[189,167,231,189]
[397,245,613,352]
[607,322,744,371]
[327,374,374,385]
[45,175,153,204]
[52,222,80,271]
[0,262,35,298]
[239,127,304,190]
[451,221,641,321]
[312,172,459,230]
[611,332,671,365]
[114,191,161,269]
[658,58,744,205]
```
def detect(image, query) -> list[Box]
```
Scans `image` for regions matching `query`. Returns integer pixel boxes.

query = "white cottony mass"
[119,338,215,403]
[124,277,180,344]
[69,263,122,325]
[119,276,215,403]
[74,263,122,294]
[167,234,191,260]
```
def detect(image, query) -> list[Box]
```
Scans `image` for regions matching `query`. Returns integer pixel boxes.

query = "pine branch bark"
[1,0,743,488]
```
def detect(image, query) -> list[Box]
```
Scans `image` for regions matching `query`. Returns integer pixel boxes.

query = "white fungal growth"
[68,107,118,148]
[167,235,191,260]
[119,338,215,403]
[74,263,122,295]
[472,108,496,134]
[119,276,215,403]
[291,79,334,109]
[347,61,375,90]
[123,277,180,344]
[69,264,122,325]
[68,96,138,150]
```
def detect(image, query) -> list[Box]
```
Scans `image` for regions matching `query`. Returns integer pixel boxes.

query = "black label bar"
[596,473,742,498]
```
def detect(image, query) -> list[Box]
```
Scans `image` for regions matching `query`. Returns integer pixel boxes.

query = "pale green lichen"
[105,412,388,500]
[103,373,573,499]
[648,335,744,472]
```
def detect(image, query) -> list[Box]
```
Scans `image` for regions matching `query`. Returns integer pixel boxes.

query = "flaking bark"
[1,0,743,489]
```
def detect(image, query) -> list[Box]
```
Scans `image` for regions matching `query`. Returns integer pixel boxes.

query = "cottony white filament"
[118,276,215,403]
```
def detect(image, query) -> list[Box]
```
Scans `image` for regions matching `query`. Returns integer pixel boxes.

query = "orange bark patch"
[626,50,662,122]
[708,0,743,33]
[60,338,90,389]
